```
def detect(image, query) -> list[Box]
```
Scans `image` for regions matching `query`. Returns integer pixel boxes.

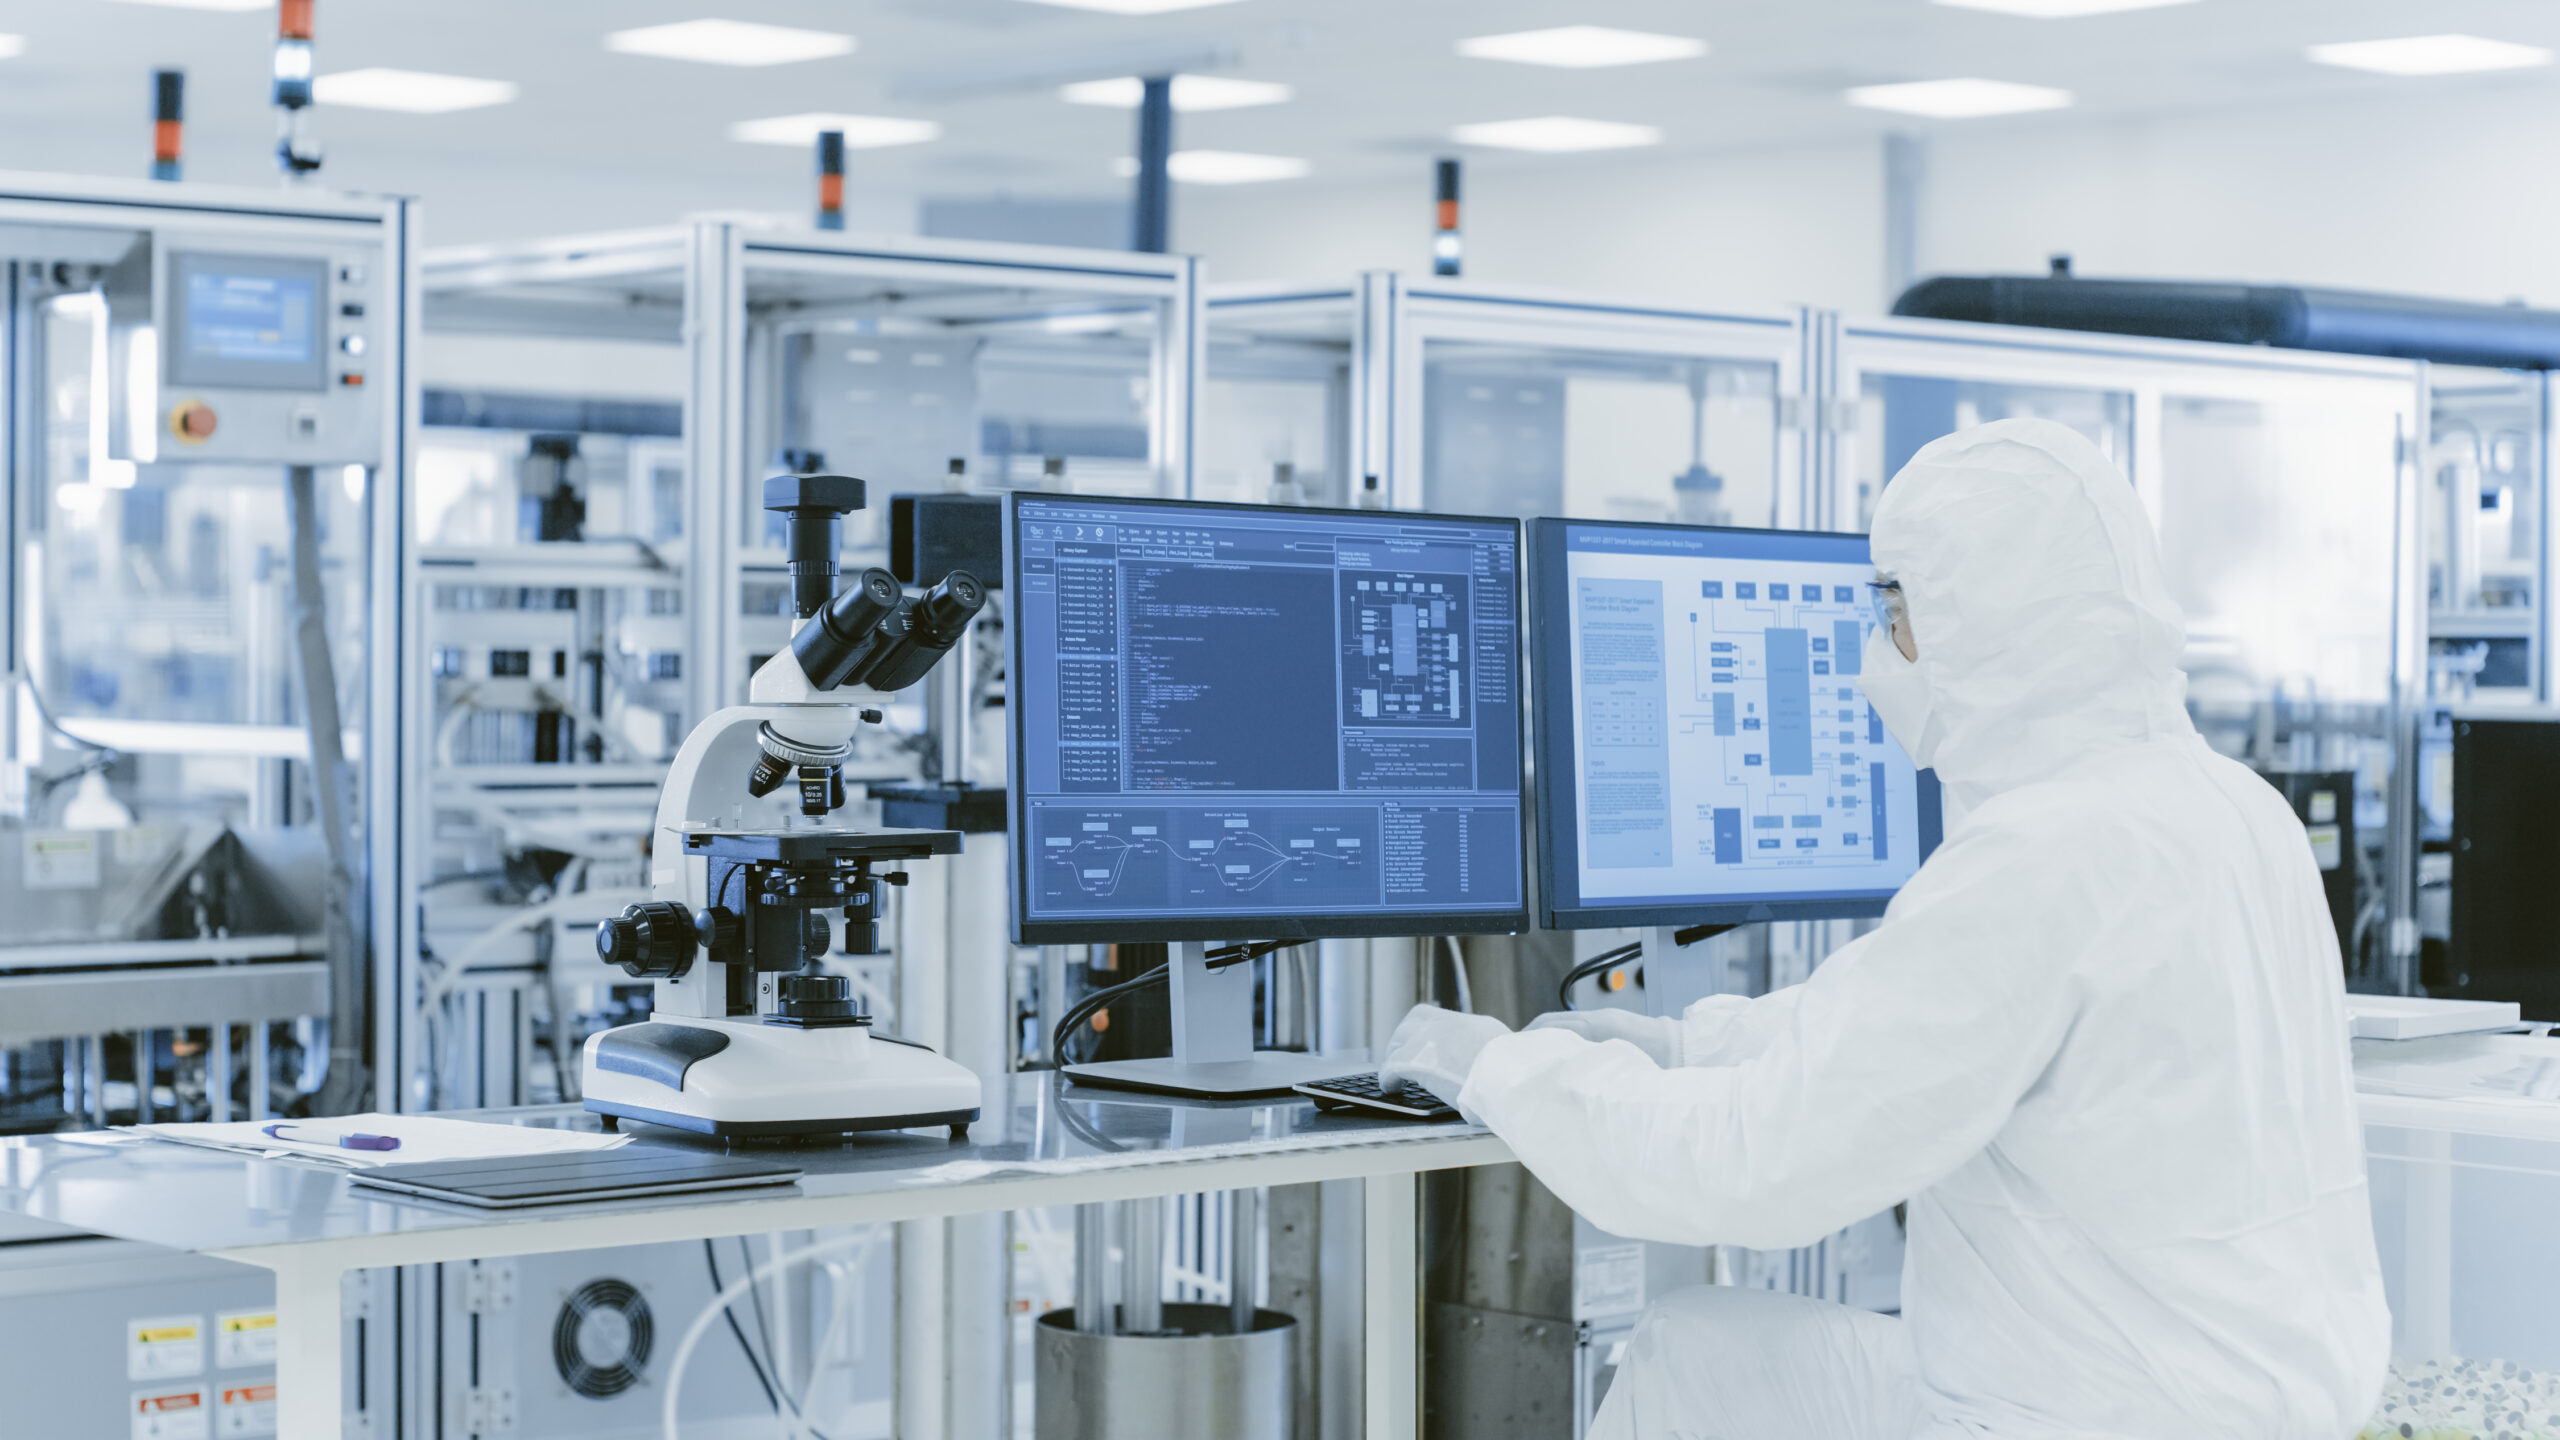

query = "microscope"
[582,475,989,1138]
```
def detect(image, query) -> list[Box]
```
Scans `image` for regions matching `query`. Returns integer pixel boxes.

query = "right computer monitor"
[1531,518,1943,930]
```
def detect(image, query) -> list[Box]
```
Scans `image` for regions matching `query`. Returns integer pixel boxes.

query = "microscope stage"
[680,826,963,862]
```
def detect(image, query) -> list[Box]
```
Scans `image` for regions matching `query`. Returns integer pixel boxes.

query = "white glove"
[1377,1003,1510,1112]
[1525,1008,1685,1068]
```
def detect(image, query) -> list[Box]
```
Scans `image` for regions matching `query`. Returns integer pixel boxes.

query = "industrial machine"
[582,474,987,1137]
[0,172,411,1130]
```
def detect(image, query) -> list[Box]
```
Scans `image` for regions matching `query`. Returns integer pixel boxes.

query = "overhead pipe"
[1895,271,2560,370]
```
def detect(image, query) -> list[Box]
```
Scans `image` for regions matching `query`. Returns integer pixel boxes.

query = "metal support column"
[1132,76,1172,254]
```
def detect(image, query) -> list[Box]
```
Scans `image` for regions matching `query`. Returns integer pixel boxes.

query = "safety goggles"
[1865,576,1906,633]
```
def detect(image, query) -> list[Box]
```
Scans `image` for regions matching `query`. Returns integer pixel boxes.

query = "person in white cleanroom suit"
[1382,417,2389,1440]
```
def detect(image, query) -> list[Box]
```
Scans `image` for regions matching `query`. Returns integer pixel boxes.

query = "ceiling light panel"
[1456,26,1708,68]
[1015,0,1248,13]
[1931,0,2197,15]
[606,19,854,67]
[1449,116,1664,152]
[94,0,272,10]
[1060,75,1293,110]
[1845,77,2073,117]
[2308,34,2552,76]
[1111,150,1309,183]
[0,36,21,58]
[312,69,518,114]
[731,113,943,149]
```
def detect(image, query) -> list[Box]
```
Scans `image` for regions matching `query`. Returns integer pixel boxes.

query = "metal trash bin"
[1034,1303,1296,1440]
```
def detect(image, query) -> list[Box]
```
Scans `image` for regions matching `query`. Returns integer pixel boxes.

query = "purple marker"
[262,1124,400,1152]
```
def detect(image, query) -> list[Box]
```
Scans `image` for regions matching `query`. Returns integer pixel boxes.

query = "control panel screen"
[167,252,329,391]
[1532,519,1942,930]
[1008,495,1529,943]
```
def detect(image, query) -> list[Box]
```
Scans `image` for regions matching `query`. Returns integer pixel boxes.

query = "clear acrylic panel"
[30,288,371,833]
[2158,392,2400,708]
[754,299,1174,561]
[415,427,689,768]
[1200,326,1348,507]
[2425,371,2543,700]
[1423,340,1780,526]
[1850,373,2134,533]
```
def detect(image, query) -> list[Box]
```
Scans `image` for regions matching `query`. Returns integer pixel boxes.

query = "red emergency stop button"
[169,400,218,442]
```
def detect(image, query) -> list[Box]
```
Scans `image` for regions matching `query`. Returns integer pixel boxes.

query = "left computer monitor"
[1530,517,1943,932]
[1006,494,1530,946]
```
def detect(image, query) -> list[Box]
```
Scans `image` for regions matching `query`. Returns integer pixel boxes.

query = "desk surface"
[0,1072,1503,1267]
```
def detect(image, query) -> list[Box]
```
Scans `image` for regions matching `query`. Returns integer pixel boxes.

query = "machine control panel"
[149,240,383,466]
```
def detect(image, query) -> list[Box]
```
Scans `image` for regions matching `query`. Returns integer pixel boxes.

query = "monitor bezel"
[1005,492,1534,946]
[1529,515,1944,932]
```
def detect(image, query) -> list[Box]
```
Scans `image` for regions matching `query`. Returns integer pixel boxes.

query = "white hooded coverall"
[1459,419,2389,1439]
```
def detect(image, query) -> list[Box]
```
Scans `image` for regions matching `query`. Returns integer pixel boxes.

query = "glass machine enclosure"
[1207,273,1807,528]
[414,221,1196,1114]
[2407,370,2555,984]
[0,174,413,1130]
[1824,313,2427,990]
[416,219,1196,1440]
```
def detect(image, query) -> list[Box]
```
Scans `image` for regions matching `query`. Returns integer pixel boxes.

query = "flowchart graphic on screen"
[1540,521,1937,921]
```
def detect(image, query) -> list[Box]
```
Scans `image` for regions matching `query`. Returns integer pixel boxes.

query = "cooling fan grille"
[555,1277,653,1399]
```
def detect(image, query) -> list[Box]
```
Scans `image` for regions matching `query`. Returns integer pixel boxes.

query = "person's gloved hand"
[1377,1003,1511,1111]
[1525,1008,1685,1068]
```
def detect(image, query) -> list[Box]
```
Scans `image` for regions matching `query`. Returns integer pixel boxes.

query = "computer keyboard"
[1293,1072,1459,1121]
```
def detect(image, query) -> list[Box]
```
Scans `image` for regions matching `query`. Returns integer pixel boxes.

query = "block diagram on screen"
[1340,569,1469,726]
[1570,557,1909,902]
[1678,578,1886,869]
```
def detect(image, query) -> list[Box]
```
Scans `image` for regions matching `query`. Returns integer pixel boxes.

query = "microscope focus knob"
[691,905,743,964]
[597,901,698,979]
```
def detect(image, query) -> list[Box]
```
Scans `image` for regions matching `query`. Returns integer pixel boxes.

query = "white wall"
[1177,137,1886,316]
[1171,79,2560,318]
[1920,82,2560,308]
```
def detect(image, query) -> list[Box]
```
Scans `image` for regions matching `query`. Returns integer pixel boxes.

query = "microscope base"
[582,1016,983,1139]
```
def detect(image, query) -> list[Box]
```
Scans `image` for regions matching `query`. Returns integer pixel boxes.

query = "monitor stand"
[1638,924,1744,1017]
[1063,941,1364,1099]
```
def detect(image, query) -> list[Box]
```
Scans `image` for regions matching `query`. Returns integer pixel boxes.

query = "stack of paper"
[127,1114,633,1169]
[2344,995,2522,1041]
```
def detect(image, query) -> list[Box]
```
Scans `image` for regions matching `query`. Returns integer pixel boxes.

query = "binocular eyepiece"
[791,566,987,695]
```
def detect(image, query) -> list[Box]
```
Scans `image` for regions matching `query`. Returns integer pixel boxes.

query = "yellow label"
[137,1325,199,1344]
[219,1315,275,1335]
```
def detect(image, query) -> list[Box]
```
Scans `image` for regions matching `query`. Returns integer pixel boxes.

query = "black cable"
[1052,967,1169,1067]
[1558,941,1643,1012]
[705,1237,836,1440]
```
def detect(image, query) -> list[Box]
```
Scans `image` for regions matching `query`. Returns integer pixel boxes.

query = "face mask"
[1860,624,1943,769]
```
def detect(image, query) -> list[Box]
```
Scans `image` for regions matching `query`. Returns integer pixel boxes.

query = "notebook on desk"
[347,1151,802,1209]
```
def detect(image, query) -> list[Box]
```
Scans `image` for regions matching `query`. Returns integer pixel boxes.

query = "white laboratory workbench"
[0,1071,1513,1439]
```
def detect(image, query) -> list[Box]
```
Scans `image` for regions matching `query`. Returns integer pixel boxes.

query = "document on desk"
[126,1114,633,1170]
